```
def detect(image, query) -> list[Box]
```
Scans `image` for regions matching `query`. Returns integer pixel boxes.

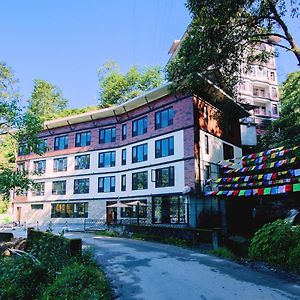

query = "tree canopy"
[0,62,43,200]
[98,61,164,108]
[28,79,68,121]
[259,70,300,150]
[166,0,300,97]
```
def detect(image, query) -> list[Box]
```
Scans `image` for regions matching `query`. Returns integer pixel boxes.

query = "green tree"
[259,71,300,150]
[166,0,300,97]
[0,62,43,200]
[98,61,164,108]
[28,79,68,121]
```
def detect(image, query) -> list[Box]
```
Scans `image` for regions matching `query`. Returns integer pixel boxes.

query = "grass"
[209,247,236,260]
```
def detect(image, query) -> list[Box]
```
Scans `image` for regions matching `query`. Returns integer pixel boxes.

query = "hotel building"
[13,83,249,227]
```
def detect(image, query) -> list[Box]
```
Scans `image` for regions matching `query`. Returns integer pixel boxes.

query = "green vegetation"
[259,71,300,151]
[98,61,164,108]
[209,247,235,260]
[0,233,112,300]
[95,230,121,237]
[166,0,300,97]
[41,262,111,300]
[249,220,300,271]
[131,233,188,247]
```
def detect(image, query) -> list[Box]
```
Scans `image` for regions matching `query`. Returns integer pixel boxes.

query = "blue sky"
[0,0,299,108]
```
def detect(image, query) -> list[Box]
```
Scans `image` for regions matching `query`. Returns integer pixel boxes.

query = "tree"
[166,0,300,97]
[259,70,300,149]
[0,62,43,200]
[98,61,164,108]
[28,79,68,121]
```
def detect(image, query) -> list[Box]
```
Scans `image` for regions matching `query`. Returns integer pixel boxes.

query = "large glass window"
[18,143,29,156]
[74,178,90,194]
[53,157,67,172]
[31,204,44,210]
[54,135,68,150]
[32,182,45,196]
[155,166,174,188]
[75,154,90,170]
[122,124,127,140]
[33,160,46,174]
[122,149,126,165]
[75,131,91,147]
[132,171,148,190]
[52,180,66,195]
[152,195,187,224]
[51,202,88,218]
[155,107,174,129]
[132,116,147,137]
[205,135,209,155]
[99,151,116,168]
[99,127,116,143]
[155,137,174,158]
[37,139,48,152]
[98,176,115,193]
[132,144,148,163]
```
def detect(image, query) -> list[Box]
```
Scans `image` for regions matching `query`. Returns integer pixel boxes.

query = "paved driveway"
[64,232,300,300]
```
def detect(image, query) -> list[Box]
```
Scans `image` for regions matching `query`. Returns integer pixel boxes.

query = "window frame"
[132,116,148,137]
[132,143,148,163]
[98,151,116,168]
[155,107,174,130]
[99,127,116,144]
[155,136,174,158]
[52,180,66,195]
[155,166,175,188]
[54,135,68,151]
[75,154,90,170]
[53,157,68,172]
[33,160,46,174]
[75,131,91,147]
[98,176,116,193]
[132,171,148,190]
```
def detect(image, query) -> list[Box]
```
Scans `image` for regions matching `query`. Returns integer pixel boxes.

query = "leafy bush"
[27,234,71,274]
[41,262,111,300]
[210,247,235,260]
[0,255,49,300]
[0,200,8,214]
[249,220,300,270]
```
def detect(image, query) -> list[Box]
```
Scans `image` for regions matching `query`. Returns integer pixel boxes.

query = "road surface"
[63,232,300,300]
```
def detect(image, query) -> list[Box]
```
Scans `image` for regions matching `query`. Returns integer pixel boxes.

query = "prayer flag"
[293,183,300,192]
[245,190,252,196]
[264,188,271,195]
[239,190,246,196]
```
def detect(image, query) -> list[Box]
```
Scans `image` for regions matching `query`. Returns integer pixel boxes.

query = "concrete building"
[168,38,280,139]
[12,83,249,227]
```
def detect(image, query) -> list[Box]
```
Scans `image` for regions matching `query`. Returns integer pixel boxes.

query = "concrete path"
[62,232,300,300]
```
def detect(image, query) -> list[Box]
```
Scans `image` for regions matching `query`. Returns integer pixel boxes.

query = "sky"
[0,0,299,108]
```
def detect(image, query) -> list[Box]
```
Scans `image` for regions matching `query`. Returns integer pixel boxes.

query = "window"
[17,162,26,173]
[155,137,174,158]
[99,151,116,168]
[33,160,46,174]
[132,116,147,137]
[270,72,275,81]
[205,165,211,182]
[253,88,259,96]
[223,143,234,160]
[155,107,174,129]
[121,174,126,191]
[122,149,126,165]
[31,204,44,210]
[52,181,66,195]
[132,171,148,190]
[51,202,88,218]
[132,144,148,163]
[120,200,147,218]
[75,154,90,170]
[54,135,68,150]
[99,127,116,143]
[122,124,127,140]
[272,104,278,115]
[53,157,67,172]
[205,135,209,155]
[152,195,186,224]
[18,144,29,156]
[155,166,175,188]
[271,87,277,98]
[74,178,90,194]
[75,131,91,147]
[37,139,48,152]
[203,106,208,122]
[32,182,45,196]
[98,176,115,193]
[31,204,44,209]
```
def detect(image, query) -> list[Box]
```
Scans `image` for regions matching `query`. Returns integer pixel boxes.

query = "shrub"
[96,230,120,237]
[210,247,235,260]
[248,220,299,270]
[27,234,72,274]
[41,262,112,300]
[0,255,49,300]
